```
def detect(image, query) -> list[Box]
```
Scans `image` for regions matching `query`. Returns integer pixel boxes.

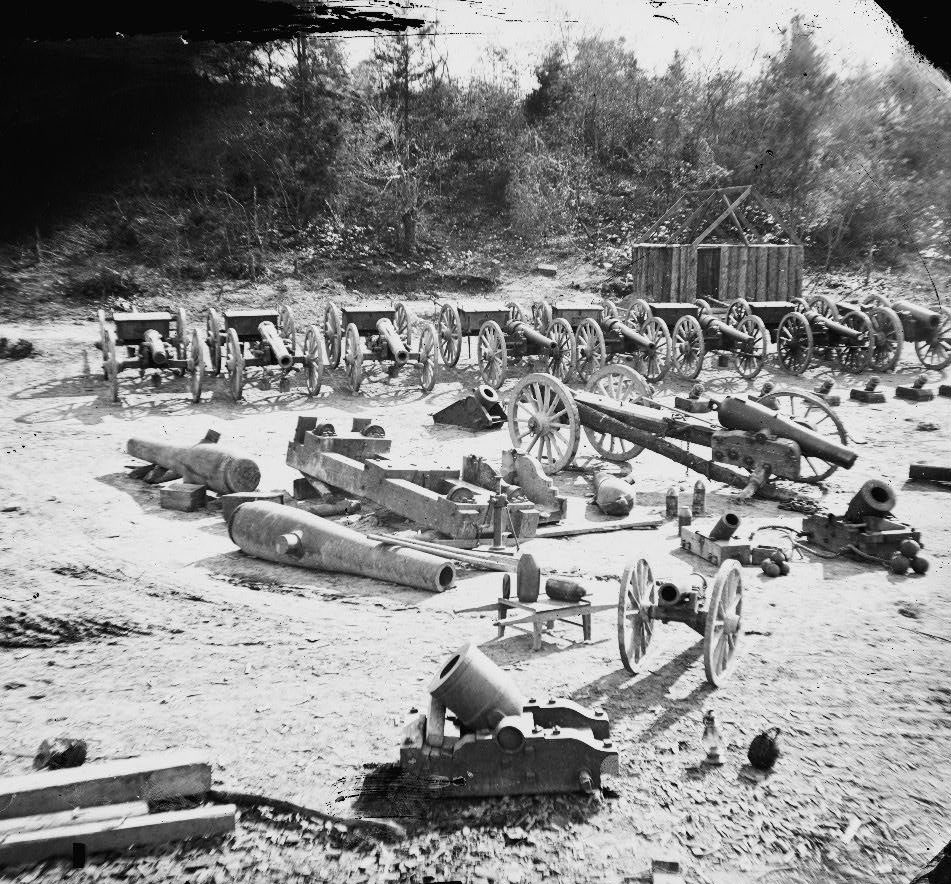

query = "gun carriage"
[846,293,951,371]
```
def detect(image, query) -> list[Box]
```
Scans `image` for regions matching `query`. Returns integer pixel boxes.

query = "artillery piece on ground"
[506,367,855,497]
[97,308,206,403]
[324,300,438,394]
[847,293,951,371]
[206,305,322,401]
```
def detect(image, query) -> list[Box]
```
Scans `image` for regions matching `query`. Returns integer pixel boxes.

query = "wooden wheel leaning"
[618,558,657,674]
[777,311,813,375]
[226,327,245,401]
[914,306,951,370]
[323,301,343,369]
[673,314,705,380]
[546,317,577,382]
[583,364,651,461]
[575,318,606,383]
[186,327,205,403]
[303,325,324,397]
[417,321,438,392]
[393,301,413,351]
[506,372,580,475]
[478,320,508,389]
[437,302,462,367]
[732,315,769,379]
[206,311,224,376]
[344,323,364,393]
[703,560,744,686]
[104,329,119,402]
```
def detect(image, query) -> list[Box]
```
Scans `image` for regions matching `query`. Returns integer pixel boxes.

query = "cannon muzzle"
[704,316,752,344]
[844,480,896,522]
[606,317,652,350]
[717,396,857,470]
[376,318,409,364]
[708,512,741,541]
[127,433,260,494]
[892,299,941,331]
[258,321,294,369]
[429,642,525,731]
[229,501,454,593]
[657,581,691,606]
[509,320,557,353]
[143,329,168,366]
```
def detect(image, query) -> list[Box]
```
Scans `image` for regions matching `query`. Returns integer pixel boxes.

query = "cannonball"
[769,550,787,564]
[778,561,790,576]
[690,383,705,398]
[911,556,930,575]
[899,539,921,559]
[890,553,910,575]
[762,561,781,577]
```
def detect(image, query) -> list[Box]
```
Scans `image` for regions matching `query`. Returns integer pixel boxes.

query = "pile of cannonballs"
[760,549,791,578]
[889,540,929,575]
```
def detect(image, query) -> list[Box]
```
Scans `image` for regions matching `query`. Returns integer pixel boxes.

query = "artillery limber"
[206,305,323,401]
[847,293,951,371]
[435,301,576,388]
[323,300,438,394]
[506,366,855,497]
[97,308,206,403]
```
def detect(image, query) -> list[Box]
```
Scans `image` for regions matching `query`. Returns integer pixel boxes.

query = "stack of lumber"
[0,750,234,869]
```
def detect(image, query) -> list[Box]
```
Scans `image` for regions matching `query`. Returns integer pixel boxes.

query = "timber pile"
[0,751,235,870]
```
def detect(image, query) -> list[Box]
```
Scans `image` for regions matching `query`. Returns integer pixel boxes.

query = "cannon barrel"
[127,434,260,494]
[142,329,168,366]
[844,480,896,522]
[258,321,294,369]
[509,320,557,353]
[657,581,691,605]
[229,501,455,593]
[892,299,941,331]
[376,318,409,364]
[809,312,863,339]
[708,512,741,541]
[717,396,857,469]
[429,642,524,731]
[701,315,752,344]
[605,317,651,349]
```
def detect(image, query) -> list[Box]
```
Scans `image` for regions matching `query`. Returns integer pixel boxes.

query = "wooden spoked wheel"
[866,305,904,372]
[626,299,653,329]
[478,320,508,389]
[506,372,580,475]
[546,317,577,382]
[532,301,553,334]
[417,321,438,393]
[206,311,224,376]
[97,309,110,376]
[323,301,343,369]
[777,311,813,374]
[914,306,951,370]
[303,325,324,397]
[835,309,874,373]
[278,305,297,356]
[703,560,744,686]
[437,302,462,367]
[638,317,672,383]
[694,298,712,317]
[175,307,188,362]
[583,364,651,461]
[575,318,606,382]
[618,558,657,674]
[393,301,413,351]
[104,329,119,402]
[860,293,892,309]
[725,298,750,326]
[226,327,245,401]
[673,314,705,380]
[601,299,619,323]
[186,327,205,403]
[732,315,769,379]
[506,302,526,325]
[344,323,364,393]
[757,389,848,483]
[808,294,840,322]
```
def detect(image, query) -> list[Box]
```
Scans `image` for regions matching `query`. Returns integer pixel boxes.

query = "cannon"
[618,557,745,686]
[96,308,207,403]
[206,305,323,400]
[324,300,438,393]
[851,293,951,370]
[435,301,576,388]
[506,367,855,496]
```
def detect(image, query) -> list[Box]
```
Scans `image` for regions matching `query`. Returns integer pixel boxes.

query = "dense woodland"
[7,17,951,281]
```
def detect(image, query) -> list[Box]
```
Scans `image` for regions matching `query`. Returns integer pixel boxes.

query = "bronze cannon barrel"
[229,501,454,592]
[844,480,896,522]
[508,320,557,353]
[605,317,652,349]
[808,311,863,339]
[258,321,294,369]
[716,396,857,469]
[700,315,752,344]
[376,318,409,364]
[892,299,941,331]
[142,329,168,366]
[127,435,261,494]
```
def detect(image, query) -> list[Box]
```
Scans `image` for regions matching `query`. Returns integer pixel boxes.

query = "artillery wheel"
[206,310,224,376]
[618,558,656,674]
[866,305,904,372]
[532,301,553,335]
[437,302,462,367]
[344,322,364,393]
[732,315,769,379]
[703,560,744,687]
[914,306,951,370]
[626,299,653,329]
[478,320,508,389]
[506,302,526,325]
[694,298,712,317]
[97,308,109,355]
[860,292,892,309]
[638,317,673,383]
[584,364,651,461]
[303,325,324,397]
[506,372,580,474]
[175,307,188,363]
[725,298,751,327]
[835,309,874,374]
[672,314,705,380]
[417,321,438,393]
[186,327,205,403]
[103,329,119,402]
[807,294,840,321]
[226,327,245,401]
[777,311,813,375]
[323,301,343,369]
[393,301,413,351]
[546,317,577,382]
[575,318,606,382]
[601,299,618,322]
[757,389,849,483]
[278,304,297,356]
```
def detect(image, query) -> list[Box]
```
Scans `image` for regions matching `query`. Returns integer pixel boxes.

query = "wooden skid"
[680,525,751,565]
[802,514,921,559]
[159,483,207,512]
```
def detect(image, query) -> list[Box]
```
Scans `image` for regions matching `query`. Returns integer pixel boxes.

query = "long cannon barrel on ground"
[142,329,168,366]
[127,433,261,494]
[228,501,455,592]
[716,397,857,469]
[375,318,409,364]
[508,320,557,353]
[891,299,941,330]
[258,321,294,369]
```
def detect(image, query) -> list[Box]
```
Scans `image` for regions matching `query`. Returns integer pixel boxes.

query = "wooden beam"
[641,194,688,241]
[750,190,803,246]
[721,193,751,246]
[692,186,752,246]
[0,751,210,821]
[669,192,718,244]
[733,203,761,241]
[0,802,148,835]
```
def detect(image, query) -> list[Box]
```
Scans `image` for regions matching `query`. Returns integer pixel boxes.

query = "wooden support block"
[896,385,935,401]
[292,477,324,501]
[294,416,321,444]
[909,463,951,483]
[0,750,211,820]
[0,803,235,868]
[850,388,886,403]
[159,483,207,513]
[220,491,285,523]
[0,801,148,836]
[939,384,951,398]
[126,464,154,480]
[302,431,391,460]
[533,264,558,277]
[674,395,713,413]
[680,524,751,565]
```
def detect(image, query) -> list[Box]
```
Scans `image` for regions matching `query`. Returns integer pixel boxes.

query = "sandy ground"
[1,289,950,884]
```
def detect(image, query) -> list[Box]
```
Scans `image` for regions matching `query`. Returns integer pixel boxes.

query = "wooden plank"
[792,245,803,299]
[776,246,790,301]
[0,752,210,821]
[661,247,672,300]
[0,802,148,835]
[721,193,750,245]
[531,516,663,539]
[669,245,681,301]
[755,246,768,302]
[692,185,752,246]
[751,190,803,246]
[718,247,731,302]
[642,194,688,241]
[684,247,697,301]
[0,804,235,868]
[737,247,749,302]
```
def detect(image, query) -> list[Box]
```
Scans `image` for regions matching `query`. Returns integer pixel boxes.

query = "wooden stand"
[495,597,612,651]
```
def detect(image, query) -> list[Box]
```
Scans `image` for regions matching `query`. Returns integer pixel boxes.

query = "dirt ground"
[1,278,949,884]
